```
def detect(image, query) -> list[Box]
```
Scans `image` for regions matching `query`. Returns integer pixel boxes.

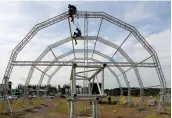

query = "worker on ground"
[73,28,82,45]
[68,4,77,22]
[108,96,111,104]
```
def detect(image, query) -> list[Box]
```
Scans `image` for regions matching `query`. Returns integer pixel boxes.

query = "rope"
[73,21,81,33]
[68,18,76,58]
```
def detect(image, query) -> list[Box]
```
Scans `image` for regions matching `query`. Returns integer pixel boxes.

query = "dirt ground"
[101,106,146,118]
[0,97,171,118]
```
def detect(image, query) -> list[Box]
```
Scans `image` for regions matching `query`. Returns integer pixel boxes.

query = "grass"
[0,97,53,118]
[102,96,162,105]
[0,96,170,118]
[49,98,92,115]
[50,98,68,114]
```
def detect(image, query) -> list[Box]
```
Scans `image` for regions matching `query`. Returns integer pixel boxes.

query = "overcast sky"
[0,1,171,89]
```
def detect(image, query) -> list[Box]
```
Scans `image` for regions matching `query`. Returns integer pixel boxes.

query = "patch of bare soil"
[101,106,147,118]
[13,99,59,118]
[12,100,148,118]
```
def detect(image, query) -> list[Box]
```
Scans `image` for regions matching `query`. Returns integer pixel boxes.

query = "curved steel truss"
[2,11,166,115]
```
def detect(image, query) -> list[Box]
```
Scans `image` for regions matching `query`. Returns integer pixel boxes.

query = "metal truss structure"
[68,62,106,118]
[12,60,156,67]
[34,49,132,103]
[2,11,167,116]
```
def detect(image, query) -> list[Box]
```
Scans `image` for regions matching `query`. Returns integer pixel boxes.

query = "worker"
[68,4,77,22]
[73,28,82,45]
[108,96,111,104]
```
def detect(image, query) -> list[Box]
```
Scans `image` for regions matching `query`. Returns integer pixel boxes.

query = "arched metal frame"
[27,36,138,95]
[2,11,166,114]
[32,37,133,103]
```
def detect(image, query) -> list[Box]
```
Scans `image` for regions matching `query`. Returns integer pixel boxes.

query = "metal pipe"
[35,66,50,77]
[118,55,153,76]
[88,68,103,80]
[102,68,104,95]
[92,18,103,58]
[68,18,76,59]
[49,47,58,61]
[110,32,132,60]
[95,76,102,95]
[76,68,99,74]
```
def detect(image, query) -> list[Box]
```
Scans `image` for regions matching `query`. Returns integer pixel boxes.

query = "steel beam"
[76,78,88,80]
[110,32,132,60]
[83,13,89,96]
[35,66,50,77]
[92,18,103,58]
[118,55,153,76]
[95,76,102,95]
[76,75,88,79]
[12,61,156,67]
[49,47,58,61]
[88,68,103,81]
[76,69,99,74]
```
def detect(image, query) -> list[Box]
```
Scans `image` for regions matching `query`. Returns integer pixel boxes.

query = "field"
[0,96,171,118]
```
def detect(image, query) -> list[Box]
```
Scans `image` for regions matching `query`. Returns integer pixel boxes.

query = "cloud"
[122,2,153,22]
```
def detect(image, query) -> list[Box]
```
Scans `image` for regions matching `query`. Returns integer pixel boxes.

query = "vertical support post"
[72,64,76,118]
[101,68,104,95]
[92,101,98,118]
[68,101,71,118]
[92,101,95,118]
[83,12,89,113]
[120,89,123,98]
[36,85,39,97]
[88,80,91,95]
[95,101,98,118]
[73,65,76,95]
[83,12,88,95]
[3,76,12,115]
[70,79,73,95]
[70,101,73,118]
[91,77,95,94]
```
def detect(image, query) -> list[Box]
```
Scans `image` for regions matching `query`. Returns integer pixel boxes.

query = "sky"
[0,1,171,89]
